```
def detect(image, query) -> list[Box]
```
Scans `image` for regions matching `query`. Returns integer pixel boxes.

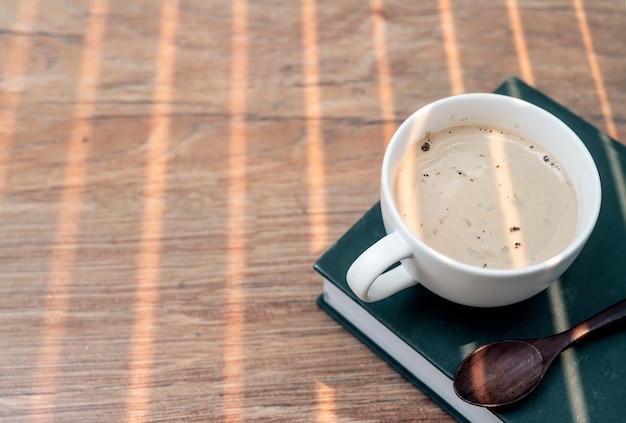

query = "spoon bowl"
[454,340,545,407]
[453,298,626,407]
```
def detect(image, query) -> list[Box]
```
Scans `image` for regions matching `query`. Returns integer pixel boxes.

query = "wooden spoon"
[453,298,626,408]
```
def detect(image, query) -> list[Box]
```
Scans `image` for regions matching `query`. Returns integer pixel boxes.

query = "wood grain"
[0,0,624,421]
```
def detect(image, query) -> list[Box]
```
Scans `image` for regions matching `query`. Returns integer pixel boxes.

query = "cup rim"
[381,92,602,276]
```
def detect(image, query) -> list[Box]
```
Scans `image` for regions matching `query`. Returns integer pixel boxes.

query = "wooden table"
[0,0,624,421]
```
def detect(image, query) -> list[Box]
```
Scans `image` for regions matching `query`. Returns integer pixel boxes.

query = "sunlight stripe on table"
[506,0,535,85]
[503,8,589,418]
[222,0,248,422]
[370,0,396,147]
[573,0,618,141]
[302,0,328,254]
[315,380,336,423]
[29,1,107,421]
[573,0,626,226]
[453,8,537,362]
[438,0,464,95]
[547,281,589,423]
[0,0,39,199]
[123,0,178,421]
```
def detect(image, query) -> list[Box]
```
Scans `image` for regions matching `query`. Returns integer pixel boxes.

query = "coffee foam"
[395,124,578,269]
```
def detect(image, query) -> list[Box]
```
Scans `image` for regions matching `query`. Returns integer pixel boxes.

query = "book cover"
[315,77,626,422]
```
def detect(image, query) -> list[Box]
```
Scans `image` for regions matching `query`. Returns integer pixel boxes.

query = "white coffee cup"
[347,93,601,307]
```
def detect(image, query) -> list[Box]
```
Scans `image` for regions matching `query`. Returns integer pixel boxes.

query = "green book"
[314,77,626,422]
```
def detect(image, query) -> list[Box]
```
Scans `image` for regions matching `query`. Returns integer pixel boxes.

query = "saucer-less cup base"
[347,93,601,307]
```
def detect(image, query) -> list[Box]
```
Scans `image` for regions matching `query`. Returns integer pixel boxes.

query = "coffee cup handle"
[346,232,417,302]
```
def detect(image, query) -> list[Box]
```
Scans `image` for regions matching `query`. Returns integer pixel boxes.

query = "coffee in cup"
[394,123,578,270]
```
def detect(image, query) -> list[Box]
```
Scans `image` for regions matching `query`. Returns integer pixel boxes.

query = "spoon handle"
[563,298,626,348]
[528,298,626,361]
